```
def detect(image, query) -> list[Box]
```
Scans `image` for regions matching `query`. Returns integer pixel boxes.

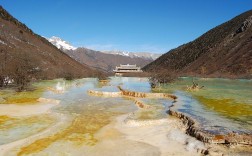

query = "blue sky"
[1,0,251,53]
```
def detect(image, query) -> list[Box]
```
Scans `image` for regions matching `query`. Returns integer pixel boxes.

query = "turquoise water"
[155,77,252,134]
[0,77,251,155]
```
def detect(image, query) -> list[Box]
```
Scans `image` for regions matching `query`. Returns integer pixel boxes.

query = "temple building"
[113,64,143,74]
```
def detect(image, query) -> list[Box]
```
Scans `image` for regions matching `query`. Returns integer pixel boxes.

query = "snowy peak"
[48,36,76,50]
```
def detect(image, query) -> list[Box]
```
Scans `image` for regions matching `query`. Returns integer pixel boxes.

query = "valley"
[0,2,251,156]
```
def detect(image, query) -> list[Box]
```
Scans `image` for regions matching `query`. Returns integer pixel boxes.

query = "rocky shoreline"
[168,103,252,146]
[168,101,252,155]
[118,86,177,100]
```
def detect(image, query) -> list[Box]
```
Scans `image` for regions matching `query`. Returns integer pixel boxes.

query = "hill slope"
[144,10,252,78]
[0,6,99,80]
[64,48,153,72]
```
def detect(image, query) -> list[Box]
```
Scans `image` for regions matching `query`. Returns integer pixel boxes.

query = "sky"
[1,0,252,53]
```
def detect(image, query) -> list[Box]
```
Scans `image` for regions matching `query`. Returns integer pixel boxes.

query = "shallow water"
[0,114,56,145]
[0,77,251,155]
[156,77,252,134]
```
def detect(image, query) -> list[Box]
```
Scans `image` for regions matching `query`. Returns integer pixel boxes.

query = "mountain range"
[0,6,99,79]
[47,36,158,72]
[144,10,252,78]
[102,50,161,60]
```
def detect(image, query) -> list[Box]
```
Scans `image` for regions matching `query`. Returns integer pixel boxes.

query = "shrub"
[63,72,74,80]
[149,69,177,88]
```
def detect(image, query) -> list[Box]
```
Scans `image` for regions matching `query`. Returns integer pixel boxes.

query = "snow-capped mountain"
[47,36,161,60]
[101,50,161,60]
[48,36,76,50]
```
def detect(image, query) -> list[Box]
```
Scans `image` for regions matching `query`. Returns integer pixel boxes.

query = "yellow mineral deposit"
[2,88,44,104]
[17,111,117,156]
[0,115,12,124]
[0,98,60,117]
[196,96,252,118]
